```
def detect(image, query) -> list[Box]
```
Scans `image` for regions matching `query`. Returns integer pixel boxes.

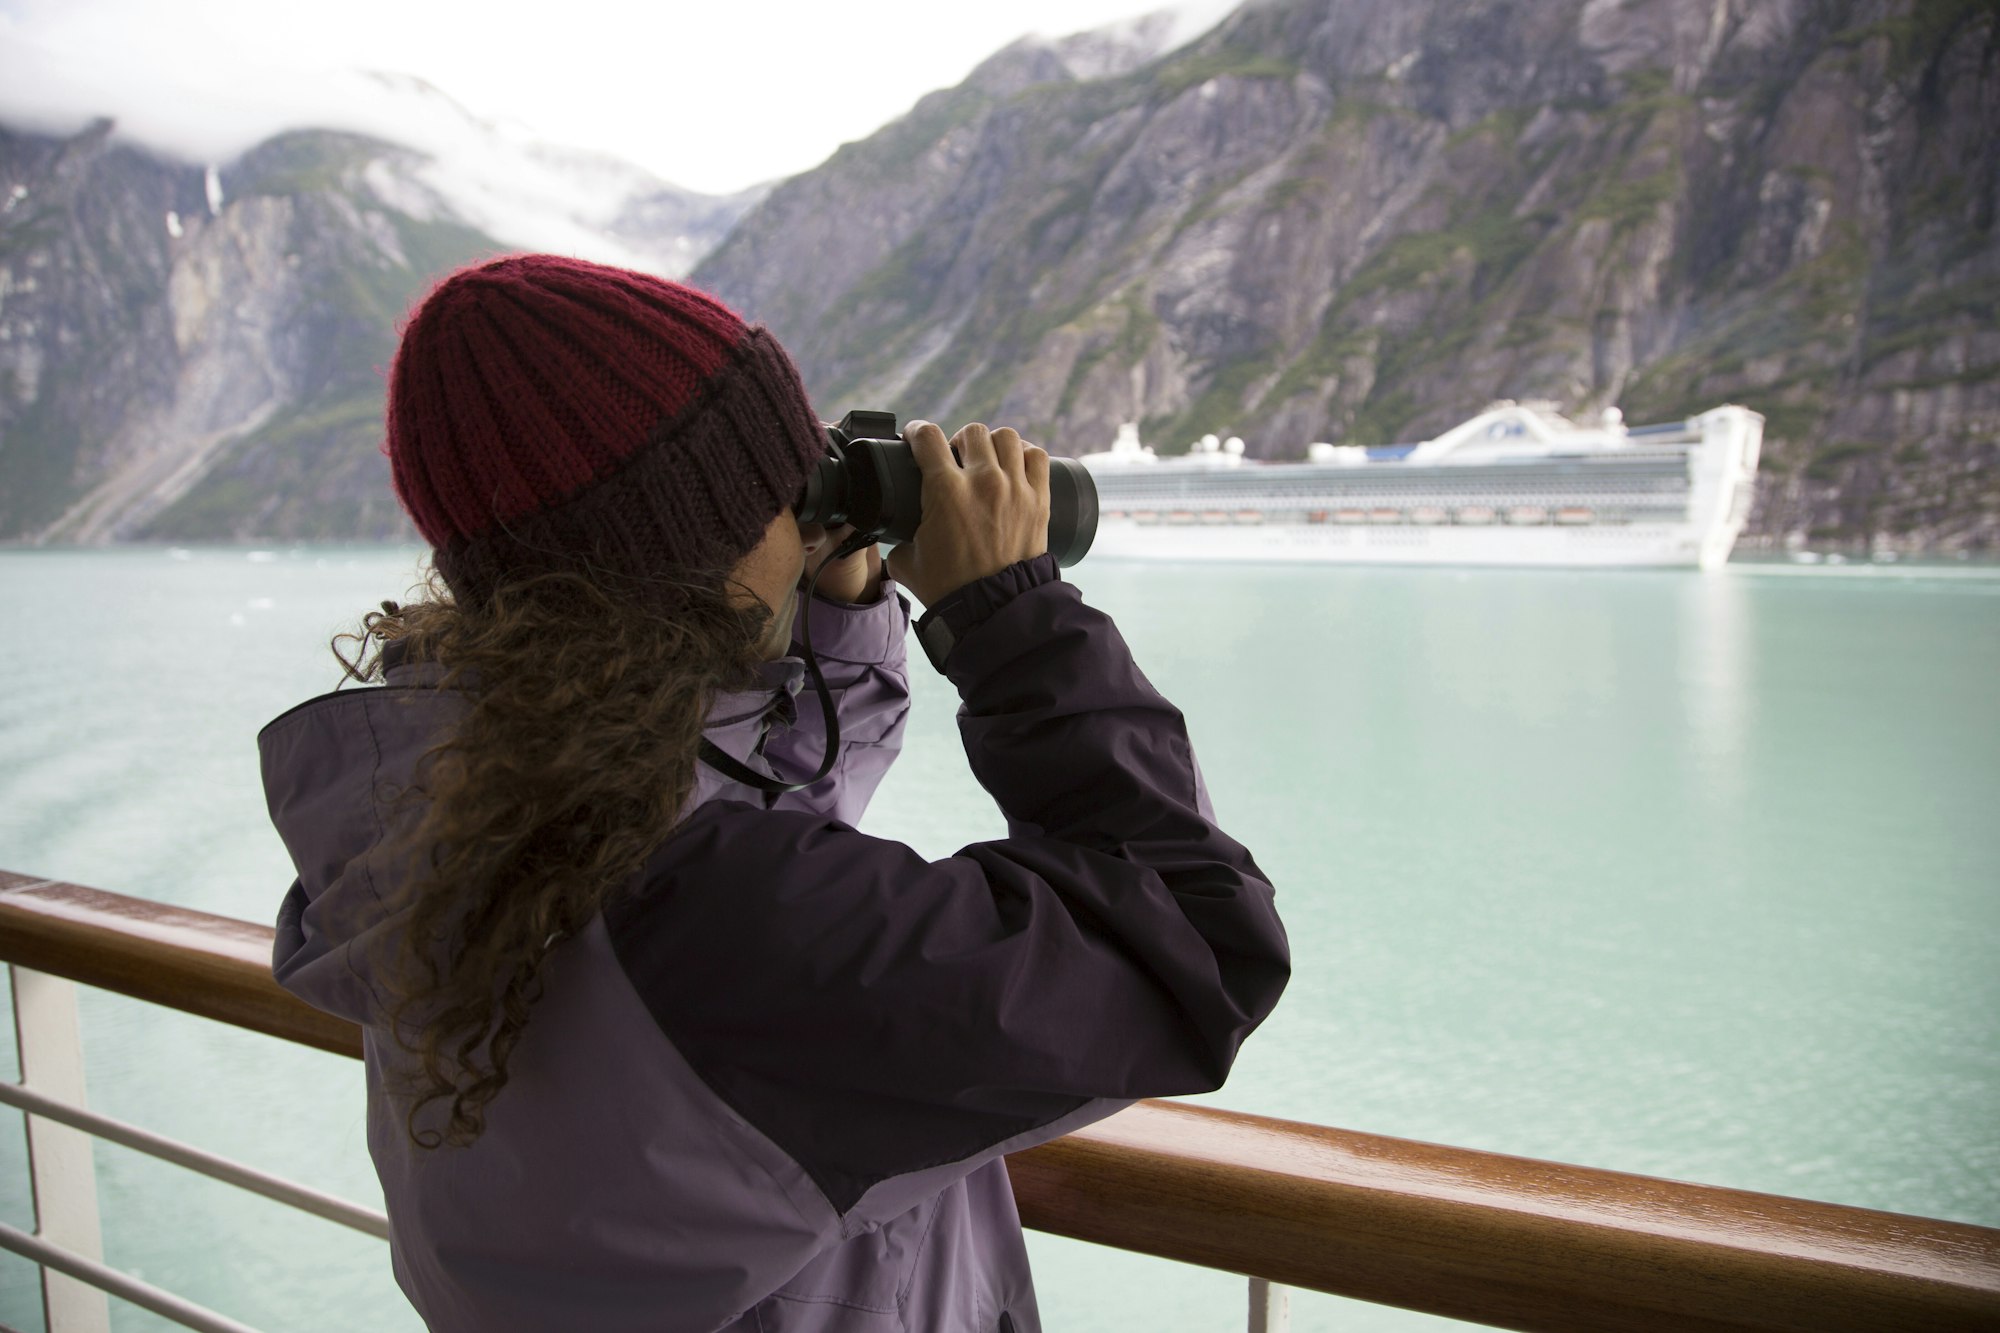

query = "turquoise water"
[1,547,1996,1332]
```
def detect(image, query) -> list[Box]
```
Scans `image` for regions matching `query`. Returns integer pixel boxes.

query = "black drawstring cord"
[697,530,875,795]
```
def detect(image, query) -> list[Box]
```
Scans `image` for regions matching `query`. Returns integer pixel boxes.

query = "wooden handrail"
[0,872,360,1058]
[4,869,1998,1332]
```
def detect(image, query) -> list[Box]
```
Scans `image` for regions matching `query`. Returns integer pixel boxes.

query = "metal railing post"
[11,965,111,1333]
[1248,1277,1289,1332]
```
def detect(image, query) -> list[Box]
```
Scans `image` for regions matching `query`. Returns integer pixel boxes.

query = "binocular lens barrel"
[794,416,1098,568]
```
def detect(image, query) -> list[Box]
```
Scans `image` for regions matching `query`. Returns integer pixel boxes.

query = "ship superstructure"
[1076,402,1763,569]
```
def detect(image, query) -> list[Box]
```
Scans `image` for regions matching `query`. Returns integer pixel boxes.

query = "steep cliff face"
[5,1,1991,547]
[1,123,196,539]
[0,112,762,543]
[696,0,1998,550]
[0,125,492,541]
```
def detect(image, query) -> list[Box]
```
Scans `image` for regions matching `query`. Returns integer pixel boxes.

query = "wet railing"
[4,869,1998,1332]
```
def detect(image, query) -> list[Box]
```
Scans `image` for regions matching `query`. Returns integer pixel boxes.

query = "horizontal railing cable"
[0,1078,388,1239]
[5,869,2000,1333]
[0,1222,263,1333]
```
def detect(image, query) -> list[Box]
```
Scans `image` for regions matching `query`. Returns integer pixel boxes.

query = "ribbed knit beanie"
[384,254,825,605]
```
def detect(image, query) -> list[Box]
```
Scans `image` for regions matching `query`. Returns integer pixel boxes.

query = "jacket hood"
[259,663,466,1025]
[258,657,805,1025]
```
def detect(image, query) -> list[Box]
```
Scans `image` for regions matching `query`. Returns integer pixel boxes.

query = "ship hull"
[1088,518,1709,568]
[1078,405,1763,571]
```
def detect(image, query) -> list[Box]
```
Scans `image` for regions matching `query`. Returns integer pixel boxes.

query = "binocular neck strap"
[697,529,874,795]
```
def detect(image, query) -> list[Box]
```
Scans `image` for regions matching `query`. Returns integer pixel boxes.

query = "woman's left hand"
[804,527,883,604]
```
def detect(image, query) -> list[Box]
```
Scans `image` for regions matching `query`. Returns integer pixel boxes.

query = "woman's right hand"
[886,421,1051,607]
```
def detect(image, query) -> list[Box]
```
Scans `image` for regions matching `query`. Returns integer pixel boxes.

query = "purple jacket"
[260,557,1289,1332]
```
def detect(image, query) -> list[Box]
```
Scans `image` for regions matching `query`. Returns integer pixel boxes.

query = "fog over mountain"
[1,0,1995,550]
[0,72,765,542]
[0,0,1240,194]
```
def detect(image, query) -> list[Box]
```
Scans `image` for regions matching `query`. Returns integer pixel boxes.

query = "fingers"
[798,523,844,578]
[1022,444,1052,533]
[909,420,1032,482]
[953,422,999,473]
[948,423,1036,493]
[811,534,883,604]
[887,421,1051,605]
[1022,442,1050,491]
[989,427,1026,482]
[903,420,957,479]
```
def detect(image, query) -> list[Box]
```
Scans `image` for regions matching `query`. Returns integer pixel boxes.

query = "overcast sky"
[0,0,1235,194]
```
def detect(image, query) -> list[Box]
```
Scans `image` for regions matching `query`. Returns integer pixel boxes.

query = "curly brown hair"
[334,565,769,1149]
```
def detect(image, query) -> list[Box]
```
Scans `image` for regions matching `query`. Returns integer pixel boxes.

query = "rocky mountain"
[3,0,1993,550]
[0,96,762,543]
[696,0,1998,552]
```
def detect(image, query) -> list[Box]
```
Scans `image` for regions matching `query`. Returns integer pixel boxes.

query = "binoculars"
[794,410,1098,567]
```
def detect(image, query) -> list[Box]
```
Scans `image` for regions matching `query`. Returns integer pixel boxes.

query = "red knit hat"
[385,254,824,605]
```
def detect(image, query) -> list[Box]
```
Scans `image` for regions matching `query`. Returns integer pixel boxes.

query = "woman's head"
[384,253,826,609]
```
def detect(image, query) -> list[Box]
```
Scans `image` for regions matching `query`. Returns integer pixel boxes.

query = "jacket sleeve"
[605,557,1288,1222]
[761,577,912,826]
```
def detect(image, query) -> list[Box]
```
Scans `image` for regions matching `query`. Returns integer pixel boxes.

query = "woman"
[260,254,1288,1332]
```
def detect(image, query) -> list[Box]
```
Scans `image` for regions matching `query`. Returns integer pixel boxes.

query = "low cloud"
[0,0,1238,192]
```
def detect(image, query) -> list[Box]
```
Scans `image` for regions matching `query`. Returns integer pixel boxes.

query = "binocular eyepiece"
[793,410,1098,567]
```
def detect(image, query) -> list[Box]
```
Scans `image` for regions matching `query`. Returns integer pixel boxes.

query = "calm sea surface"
[2,547,1997,1332]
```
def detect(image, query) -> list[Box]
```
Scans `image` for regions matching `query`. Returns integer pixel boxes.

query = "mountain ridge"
[2,0,1994,550]
[0,99,762,542]
[694,0,1998,551]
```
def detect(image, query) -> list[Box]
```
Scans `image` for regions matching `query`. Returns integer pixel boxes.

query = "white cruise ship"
[1075,401,1763,569]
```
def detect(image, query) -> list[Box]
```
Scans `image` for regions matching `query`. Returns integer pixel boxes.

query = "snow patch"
[361,158,441,224]
[204,165,224,216]
[165,209,183,238]
[1155,0,1238,49]
[1065,3,1233,56]
[1039,5,1234,82]
[339,72,724,274]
